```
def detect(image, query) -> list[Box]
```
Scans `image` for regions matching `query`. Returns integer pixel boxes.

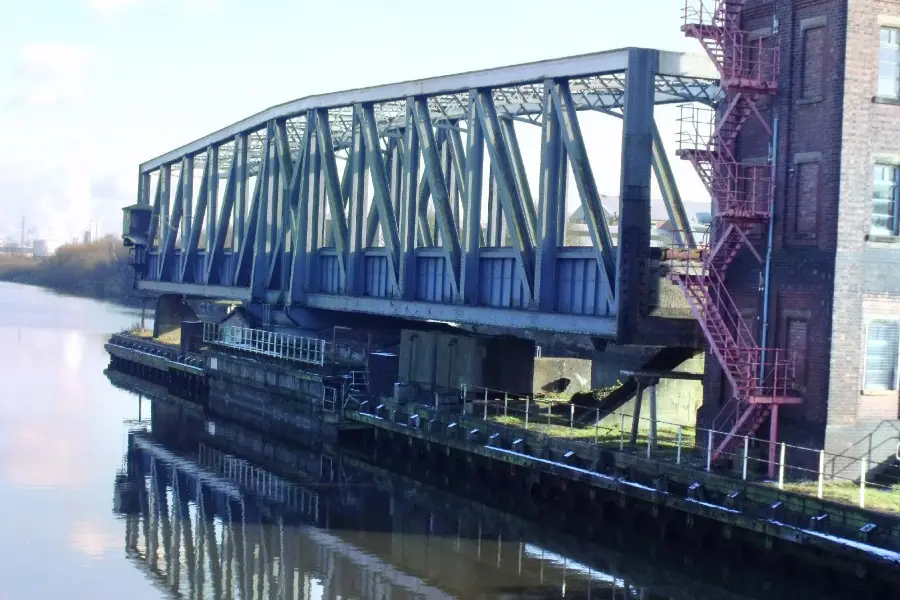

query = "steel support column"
[181,159,210,283]
[400,105,420,300]
[182,156,193,248]
[207,144,239,285]
[460,92,484,305]
[615,49,658,344]
[234,134,248,252]
[535,82,563,312]
[346,111,367,295]
[206,145,219,253]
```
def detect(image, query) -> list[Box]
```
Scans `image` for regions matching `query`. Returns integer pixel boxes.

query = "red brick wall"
[827,0,900,450]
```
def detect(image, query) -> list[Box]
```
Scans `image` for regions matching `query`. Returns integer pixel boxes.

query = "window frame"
[879,26,900,99]
[872,163,900,237]
[862,318,900,393]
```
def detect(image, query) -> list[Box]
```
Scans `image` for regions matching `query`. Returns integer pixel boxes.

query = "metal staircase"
[673,0,799,474]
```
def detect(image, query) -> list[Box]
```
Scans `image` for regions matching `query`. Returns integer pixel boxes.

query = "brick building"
[689,0,900,466]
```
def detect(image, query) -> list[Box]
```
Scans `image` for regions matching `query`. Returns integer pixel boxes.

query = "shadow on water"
[106,368,869,600]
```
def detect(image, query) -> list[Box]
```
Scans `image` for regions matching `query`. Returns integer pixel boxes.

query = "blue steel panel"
[317,250,342,294]
[172,250,184,282]
[147,252,159,280]
[363,251,390,298]
[554,250,613,316]
[194,251,208,284]
[220,252,237,286]
[477,250,528,309]
[415,250,453,303]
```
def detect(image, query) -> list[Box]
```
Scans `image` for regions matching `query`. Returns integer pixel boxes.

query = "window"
[864,320,900,391]
[801,26,824,99]
[872,164,900,236]
[879,27,900,98]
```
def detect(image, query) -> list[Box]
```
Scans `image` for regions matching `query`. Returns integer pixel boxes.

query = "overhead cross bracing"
[124,47,717,340]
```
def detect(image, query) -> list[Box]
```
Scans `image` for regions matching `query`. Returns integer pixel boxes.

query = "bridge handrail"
[202,322,327,367]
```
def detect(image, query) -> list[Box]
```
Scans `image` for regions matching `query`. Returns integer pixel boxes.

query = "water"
[0,282,862,599]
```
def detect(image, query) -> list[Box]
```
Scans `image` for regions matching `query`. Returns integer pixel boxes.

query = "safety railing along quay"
[350,384,900,516]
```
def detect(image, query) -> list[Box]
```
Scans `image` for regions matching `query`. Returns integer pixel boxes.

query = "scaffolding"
[672,0,799,476]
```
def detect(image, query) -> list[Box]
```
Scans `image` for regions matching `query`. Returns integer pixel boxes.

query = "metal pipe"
[759,115,779,385]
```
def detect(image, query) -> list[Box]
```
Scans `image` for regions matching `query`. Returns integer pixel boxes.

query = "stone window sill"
[866,234,900,244]
[796,96,822,106]
[872,95,900,106]
[860,389,899,397]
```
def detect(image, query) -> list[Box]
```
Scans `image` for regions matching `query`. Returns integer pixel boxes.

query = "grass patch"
[778,481,900,514]
[487,413,698,454]
[126,327,181,346]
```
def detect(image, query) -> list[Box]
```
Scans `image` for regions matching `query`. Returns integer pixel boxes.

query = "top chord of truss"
[142,48,718,177]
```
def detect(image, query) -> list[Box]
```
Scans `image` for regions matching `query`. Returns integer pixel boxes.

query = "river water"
[0,282,860,600]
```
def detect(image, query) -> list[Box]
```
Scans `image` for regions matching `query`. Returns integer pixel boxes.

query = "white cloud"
[86,0,143,16]
[12,43,96,107]
[86,0,221,17]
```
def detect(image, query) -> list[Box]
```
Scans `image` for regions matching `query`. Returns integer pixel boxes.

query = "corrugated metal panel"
[364,252,390,297]
[171,251,183,281]
[147,253,159,280]
[415,250,453,303]
[317,251,341,294]
[478,252,528,308]
[555,252,613,316]
[220,252,236,286]
[194,252,207,284]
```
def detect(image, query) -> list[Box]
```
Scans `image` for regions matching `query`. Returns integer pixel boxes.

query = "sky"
[0,0,705,243]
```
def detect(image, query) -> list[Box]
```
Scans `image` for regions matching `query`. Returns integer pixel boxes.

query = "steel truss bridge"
[124,47,717,341]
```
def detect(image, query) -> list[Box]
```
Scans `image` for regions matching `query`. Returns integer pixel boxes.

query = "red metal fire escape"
[672,0,800,474]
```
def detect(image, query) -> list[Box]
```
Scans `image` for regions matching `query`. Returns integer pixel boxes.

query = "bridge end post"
[615,48,659,345]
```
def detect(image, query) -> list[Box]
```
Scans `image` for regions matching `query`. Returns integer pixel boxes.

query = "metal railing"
[354,385,900,514]
[202,322,327,367]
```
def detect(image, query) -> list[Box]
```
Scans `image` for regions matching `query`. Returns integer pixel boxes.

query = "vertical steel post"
[525,396,530,430]
[595,408,600,444]
[860,457,867,508]
[569,404,574,430]
[462,383,467,414]
[619,413,625,451]
[504,393,508,417]
[743,436,749,480]
[676,426,683,465]
[706,430,713,472]
[484,389,488,420]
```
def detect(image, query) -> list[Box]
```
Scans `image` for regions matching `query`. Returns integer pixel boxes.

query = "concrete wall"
[599,351,705,430]
[533,357,592,396]
[153,294,198,338]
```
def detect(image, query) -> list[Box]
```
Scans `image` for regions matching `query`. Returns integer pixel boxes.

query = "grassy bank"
[0,237,146,305]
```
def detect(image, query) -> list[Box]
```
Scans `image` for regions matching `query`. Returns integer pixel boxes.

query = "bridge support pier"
[153,294,199,339]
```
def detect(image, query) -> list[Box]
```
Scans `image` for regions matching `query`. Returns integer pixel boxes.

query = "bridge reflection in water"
[111,377,853,600]
[119,429,652,600]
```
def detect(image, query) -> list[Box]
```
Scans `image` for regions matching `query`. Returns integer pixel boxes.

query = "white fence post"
[706,429,712,472]
[778,442,786,490]
[525,396,530,430]
[742,436,749,481]
[483,389,488,420]
[817,450,825,499]
[569,404,574,430]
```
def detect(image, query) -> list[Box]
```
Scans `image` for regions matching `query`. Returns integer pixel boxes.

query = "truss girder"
[131,49,700,336]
